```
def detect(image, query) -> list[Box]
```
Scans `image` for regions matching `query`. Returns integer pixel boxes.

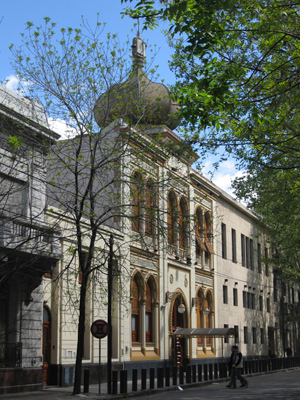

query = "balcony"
[0,342,22,368]
[0,215,61,260]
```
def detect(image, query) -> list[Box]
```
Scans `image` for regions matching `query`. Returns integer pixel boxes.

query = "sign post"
[91,319,109,394]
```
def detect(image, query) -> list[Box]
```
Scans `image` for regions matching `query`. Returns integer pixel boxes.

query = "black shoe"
[226,385,231,388]
[240,383,248,388]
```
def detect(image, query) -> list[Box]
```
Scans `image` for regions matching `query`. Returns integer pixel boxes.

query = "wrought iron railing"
[0,342,22,368]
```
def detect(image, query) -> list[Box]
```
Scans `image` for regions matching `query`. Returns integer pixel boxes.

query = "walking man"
[230,345,248,389]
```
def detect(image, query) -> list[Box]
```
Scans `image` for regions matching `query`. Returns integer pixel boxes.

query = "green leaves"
[8,135,23,150]
[123,0,300,276]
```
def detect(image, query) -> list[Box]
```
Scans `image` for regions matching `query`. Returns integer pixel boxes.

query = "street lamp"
[178,301,186,314]
[107,234,114,394]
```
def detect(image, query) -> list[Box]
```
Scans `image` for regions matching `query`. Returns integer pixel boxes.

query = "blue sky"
[0,1,174,85]
[0,0,240,195]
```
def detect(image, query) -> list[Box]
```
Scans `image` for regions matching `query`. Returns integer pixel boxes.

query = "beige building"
[213,188,298,359]
[43,123,218,385]
[42,34,220,386]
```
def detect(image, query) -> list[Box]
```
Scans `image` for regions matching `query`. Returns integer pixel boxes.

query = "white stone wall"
[20,286,43,368]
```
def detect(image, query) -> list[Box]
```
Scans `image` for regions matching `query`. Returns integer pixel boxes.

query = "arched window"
[131,276,141,342]
[195,207,206,257]
[168,191,177,245]
[131,173,143,233]
[145,180,156,237]
[179,197,188,249]
[145,281,153,342]
[206,291,213,344]
[197,289,204,345]
[204,211,214,254]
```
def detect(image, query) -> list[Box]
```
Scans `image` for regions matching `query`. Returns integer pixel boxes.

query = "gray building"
[0,85,61,394]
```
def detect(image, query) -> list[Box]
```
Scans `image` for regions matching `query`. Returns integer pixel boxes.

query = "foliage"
[122,0,300,275]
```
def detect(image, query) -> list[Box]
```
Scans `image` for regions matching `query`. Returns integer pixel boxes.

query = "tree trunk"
[73,273,87,395]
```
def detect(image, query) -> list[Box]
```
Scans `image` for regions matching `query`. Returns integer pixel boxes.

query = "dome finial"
[137,17,141,38]
[132,25,146,68]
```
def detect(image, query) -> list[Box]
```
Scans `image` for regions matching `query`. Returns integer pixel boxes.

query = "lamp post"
[107,234,114,394]
[281,275,286,358]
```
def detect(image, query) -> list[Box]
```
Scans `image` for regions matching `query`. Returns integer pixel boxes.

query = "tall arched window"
[195,208,206,258]
[179,197,188,249]
[131,173,143,233]
[197,289,204,345]
[206,291,213,344]
[131,276,141,342]
[145,180,156,237]
[168,191,177,245]
[145,281,153,342]
[204,211,214,254]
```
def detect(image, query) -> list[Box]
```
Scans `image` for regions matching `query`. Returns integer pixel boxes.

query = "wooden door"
[42,307,51,386]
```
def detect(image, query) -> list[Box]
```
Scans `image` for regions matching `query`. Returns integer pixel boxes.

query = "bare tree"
[9,16,182,394]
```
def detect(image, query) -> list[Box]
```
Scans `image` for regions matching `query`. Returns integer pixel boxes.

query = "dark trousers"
[231,367,248,387]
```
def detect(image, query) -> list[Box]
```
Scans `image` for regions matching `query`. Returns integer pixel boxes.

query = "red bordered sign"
[91,319,109,339]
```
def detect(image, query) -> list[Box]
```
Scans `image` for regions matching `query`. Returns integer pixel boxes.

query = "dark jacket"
[227,352,234,368]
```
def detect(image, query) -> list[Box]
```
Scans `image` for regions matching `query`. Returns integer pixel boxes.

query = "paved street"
[1,369,300,400]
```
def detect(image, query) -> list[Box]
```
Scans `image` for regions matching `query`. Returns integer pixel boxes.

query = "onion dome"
[94,33,180,130]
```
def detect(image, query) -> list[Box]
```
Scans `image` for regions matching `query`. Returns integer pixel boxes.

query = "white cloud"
[3,75,32,94]
[213,171,243,197]
[201,159,245,198]
[4,75,20,92]
[48,117,77,139]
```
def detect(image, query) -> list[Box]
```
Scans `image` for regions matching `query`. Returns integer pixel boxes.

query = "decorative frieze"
[168,178,187,194]
[130,254,157,271]
[194,196,211,210]
[131,158,156,177]
[195,275,213,287]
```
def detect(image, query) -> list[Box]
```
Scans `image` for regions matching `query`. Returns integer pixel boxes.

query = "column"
[141,300,146,353]
[154,301,159,354]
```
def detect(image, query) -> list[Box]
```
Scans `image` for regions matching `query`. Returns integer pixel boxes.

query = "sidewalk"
[1,368,300,399]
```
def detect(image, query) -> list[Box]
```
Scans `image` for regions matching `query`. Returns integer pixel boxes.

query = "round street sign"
[91,319,109,339]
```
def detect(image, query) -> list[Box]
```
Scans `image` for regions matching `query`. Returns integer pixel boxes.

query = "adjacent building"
[0,85,61,393]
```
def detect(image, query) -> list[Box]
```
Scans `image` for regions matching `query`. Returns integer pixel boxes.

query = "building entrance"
[171,295,187,365]
[42,306,51,386]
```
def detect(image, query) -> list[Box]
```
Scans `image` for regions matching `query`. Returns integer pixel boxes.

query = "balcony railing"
[167,243,176,257]
[179,247,187,260]
[0,342,22,368]
[0,215,60,258]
